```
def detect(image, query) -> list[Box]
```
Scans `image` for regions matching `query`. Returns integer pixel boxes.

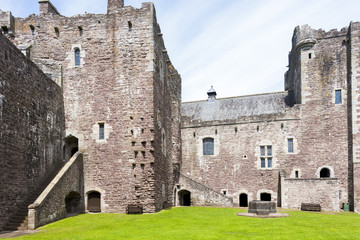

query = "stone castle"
[0,0,359,231]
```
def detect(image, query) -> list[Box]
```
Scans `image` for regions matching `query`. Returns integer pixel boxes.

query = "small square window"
[335,90,342,104]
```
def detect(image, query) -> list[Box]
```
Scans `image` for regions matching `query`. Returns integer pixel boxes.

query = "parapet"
[293,25,318,52]
[38,0,60,16]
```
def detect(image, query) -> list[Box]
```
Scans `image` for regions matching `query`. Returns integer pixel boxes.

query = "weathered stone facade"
[0,0,181,230]
[1,0,360,231]
[180,24,360,213]
[0,31,65,229]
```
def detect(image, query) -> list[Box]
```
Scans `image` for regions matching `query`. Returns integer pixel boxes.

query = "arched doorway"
[65,191,82,215]
[260,193,271,201]
[320,168,330,178]
[88,192,101,212]
[64,135,79,161]
[178,190,191,206]
[239,193,248,207]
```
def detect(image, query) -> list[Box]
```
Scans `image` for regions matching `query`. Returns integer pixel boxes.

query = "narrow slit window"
[78,26,83,36]
[128,21,132,31]
[30,25,35,35]
[75,49,81,66]
[288,138,294,153]
[54,27,59,37]
[99,123,105,140]
[335,90,342,104]
[309,53,312,59]
[295,170,299,178]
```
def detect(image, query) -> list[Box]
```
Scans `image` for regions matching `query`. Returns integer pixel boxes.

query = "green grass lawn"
[9,207,360,240]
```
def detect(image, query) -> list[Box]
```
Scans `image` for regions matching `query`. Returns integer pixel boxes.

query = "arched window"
[203,138,214,155]
[75,49,80,66]
[320,168,330,178]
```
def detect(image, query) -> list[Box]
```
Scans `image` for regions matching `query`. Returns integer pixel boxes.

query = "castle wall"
[0,33,64,229]
[28,152,84,230]
[181,93,301,207]
[151,8,182,211]
[181,27,351,211]
[282,178,340,211]
[11,1,180,213]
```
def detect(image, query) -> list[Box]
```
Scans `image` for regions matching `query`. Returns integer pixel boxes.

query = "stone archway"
[64,135,79,161]
[260,192,271,201]
[87,191,101,212]
[65,191,82,215]
[239,193,248,207]
[178,190,191,206]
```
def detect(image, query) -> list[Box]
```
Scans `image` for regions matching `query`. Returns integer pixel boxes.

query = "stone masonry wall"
[11,1,180,213]
[0,32,64,230]
[152,7,182,211]
[282,178,340,211]
[178,174,232,207]
[28,153,84,230]
[181,26,351,211]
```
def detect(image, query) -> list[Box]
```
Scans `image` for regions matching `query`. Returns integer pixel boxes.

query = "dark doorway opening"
[320,168,330,178]
[65,191,82,215]
[71,147,78,157]
[88,191,101,212]
[64,135,79,161]
[239,193,248,207]
[260,193,271,201]
[178,190,191,206]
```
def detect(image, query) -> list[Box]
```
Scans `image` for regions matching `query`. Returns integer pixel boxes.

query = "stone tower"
[107,0,124,14]
[0,0,181,229]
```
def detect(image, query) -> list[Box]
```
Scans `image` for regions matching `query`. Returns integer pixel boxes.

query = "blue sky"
[2,0,360,102]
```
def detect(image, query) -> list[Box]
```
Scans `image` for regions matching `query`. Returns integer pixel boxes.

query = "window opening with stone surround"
[288,138,294,153]
[203,138,214,155]
[75,48,80,66]
[335,89,342,104]
[260,145,272,168]
[99,122,105,140]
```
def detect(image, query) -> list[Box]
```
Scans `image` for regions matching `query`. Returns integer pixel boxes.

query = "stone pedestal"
[248,201,276,215]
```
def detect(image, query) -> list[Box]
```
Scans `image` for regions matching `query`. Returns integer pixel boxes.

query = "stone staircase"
[2,163,65,231]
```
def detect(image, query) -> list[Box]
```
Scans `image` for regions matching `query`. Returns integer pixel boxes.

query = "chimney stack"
[107,0,124,14]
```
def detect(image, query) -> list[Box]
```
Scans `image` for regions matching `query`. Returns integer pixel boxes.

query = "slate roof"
[181,92,288,122]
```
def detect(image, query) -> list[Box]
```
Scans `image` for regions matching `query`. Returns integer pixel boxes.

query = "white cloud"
[2,0,360,101]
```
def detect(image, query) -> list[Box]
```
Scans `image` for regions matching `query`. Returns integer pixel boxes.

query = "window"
[335,90,342,104]
[203,138,214,155]
[75,49,80,66]
[295,170,299,178]
[30,25,35,35]
[99,123,105,140]
[260,145,272,169]
[288,138,294,153]
[128,21,132,31]
[54,27,59,37]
